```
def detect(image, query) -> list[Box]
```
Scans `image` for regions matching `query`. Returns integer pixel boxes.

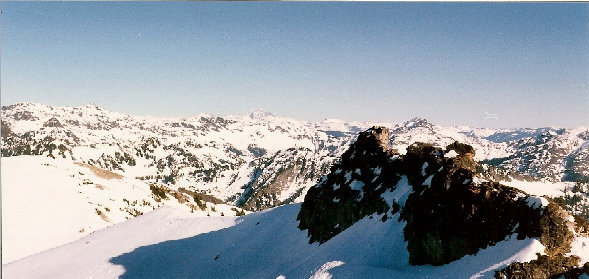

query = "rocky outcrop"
[537,203,575,256]
[493,202,583,278]
[297,126,401,244]
[297,127,588,276]
[400,142,547,266]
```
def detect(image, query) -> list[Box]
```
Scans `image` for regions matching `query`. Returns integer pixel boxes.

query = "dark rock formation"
[400,141,581,268]
[297,126,401,244]
[538,203,575,256]
[401,141,546,266]
[297,127,588,276]
[493,202,584,278]
[446,141,477,172]
[403,181,535,265]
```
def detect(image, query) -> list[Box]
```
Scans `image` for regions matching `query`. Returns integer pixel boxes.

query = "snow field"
[1,156,237,264]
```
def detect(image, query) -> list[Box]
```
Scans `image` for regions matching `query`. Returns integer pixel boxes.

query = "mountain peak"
[405,117,432,128]
[392,117,434,134]
[248,108,275,119]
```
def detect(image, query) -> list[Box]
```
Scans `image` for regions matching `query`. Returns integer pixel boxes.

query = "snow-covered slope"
[4,203,572,279]
[1,155,241,264]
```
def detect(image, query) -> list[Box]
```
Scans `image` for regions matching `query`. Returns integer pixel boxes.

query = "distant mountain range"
[2,103,588,212]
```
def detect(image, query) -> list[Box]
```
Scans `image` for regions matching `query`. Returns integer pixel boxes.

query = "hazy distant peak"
[248,108,275,119]
[407,116,429,124]
[396,117,434,130]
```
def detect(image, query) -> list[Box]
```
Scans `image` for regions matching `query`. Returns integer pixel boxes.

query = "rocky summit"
[297,126,589,277]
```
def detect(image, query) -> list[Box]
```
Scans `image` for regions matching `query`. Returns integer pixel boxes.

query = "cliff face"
[297,127,587,277]
[401,142,541,266]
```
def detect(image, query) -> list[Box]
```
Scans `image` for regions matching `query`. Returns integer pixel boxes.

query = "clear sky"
[2,2,588,128]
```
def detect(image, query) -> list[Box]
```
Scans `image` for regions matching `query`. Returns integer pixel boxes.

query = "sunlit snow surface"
[1,156,237,264]
[501,179,568,197]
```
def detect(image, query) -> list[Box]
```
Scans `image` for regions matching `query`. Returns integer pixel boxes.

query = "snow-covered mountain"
[1,103,369,211]
[3,126,588,278]
[2,103,589,267]
[2,103,587,204]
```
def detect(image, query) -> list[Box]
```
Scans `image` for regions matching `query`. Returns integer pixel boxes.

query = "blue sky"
[2,2,588,128]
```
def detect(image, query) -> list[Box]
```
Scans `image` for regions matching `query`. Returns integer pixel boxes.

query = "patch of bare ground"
[75,162,123,180]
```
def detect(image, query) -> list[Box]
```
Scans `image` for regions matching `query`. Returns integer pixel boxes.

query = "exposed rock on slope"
[297,127,402,244]
[401,142,579,266]
[495,254,588,279]
[298,127,588,277]
[237,147,331,211]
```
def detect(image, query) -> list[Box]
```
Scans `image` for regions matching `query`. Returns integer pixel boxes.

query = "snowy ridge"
[2,104,587,198]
